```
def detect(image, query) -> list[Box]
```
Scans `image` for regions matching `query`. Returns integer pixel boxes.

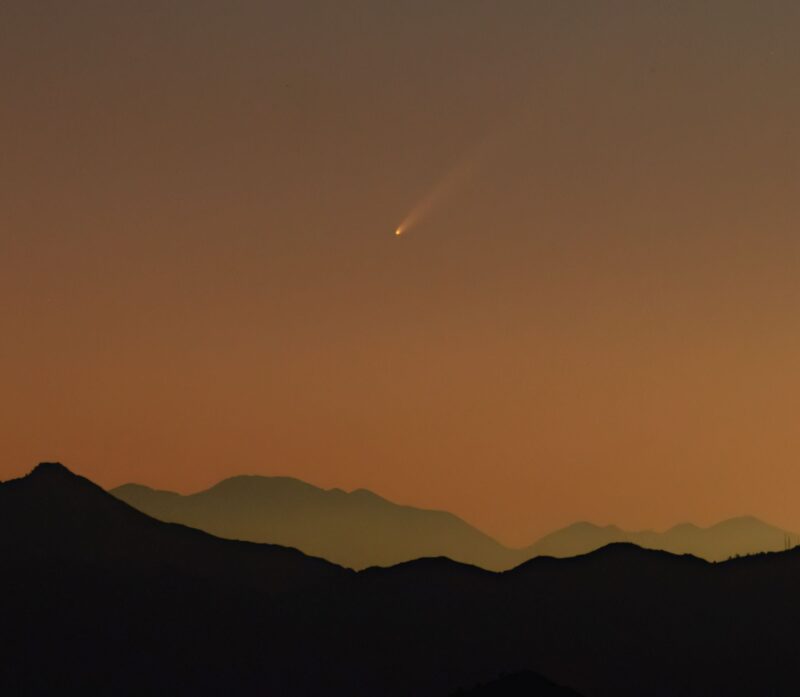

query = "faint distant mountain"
[112,475,799,570]
[525,516,799,562]
[111,476,518,570]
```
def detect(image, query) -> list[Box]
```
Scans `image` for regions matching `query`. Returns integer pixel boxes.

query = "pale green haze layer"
[111,477,798,570]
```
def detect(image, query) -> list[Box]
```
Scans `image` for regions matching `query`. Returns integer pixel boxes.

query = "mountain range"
[112,474,799,570]
[5,462,800,696]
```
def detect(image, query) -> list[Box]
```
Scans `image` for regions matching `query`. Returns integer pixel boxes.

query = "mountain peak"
[11,462,110,502]
[29,461,77,479]
[708,515,774,533]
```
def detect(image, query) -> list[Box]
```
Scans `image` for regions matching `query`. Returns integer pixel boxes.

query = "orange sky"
[3,1,800,546]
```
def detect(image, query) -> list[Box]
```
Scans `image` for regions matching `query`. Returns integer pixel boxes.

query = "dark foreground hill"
[111,475,797,569]
[5,463,800,696]
[452,671,585,695]
[0,462,348,594]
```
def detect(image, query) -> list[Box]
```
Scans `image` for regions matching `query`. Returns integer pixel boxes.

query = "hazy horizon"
[4,1,800,546]
[6,460,800,552]
[110,468,794,541]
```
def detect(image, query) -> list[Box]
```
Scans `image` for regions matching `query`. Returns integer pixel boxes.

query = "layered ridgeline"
[111,475,799,570]
[525,517,800,562]
[7,462,800,696]
[0,463,348,595]
[111,476,516,570]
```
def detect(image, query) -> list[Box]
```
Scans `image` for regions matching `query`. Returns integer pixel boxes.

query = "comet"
[392,140,487,238]
[391,105,539,239]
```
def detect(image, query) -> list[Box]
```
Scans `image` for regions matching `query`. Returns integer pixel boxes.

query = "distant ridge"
[111,473,799,569]
[112,475,516,570]
[522,516,799,562]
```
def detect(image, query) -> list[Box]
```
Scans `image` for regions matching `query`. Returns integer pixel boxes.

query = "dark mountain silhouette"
[452,671,585,696]
[112,474,798,569]
[111,475,517,570]
[0,463,349,595]
[6,463,800,696]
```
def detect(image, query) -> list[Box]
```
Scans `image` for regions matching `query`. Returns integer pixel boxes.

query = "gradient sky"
[3,1,800,545]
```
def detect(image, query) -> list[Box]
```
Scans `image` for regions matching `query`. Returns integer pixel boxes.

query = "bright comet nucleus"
[392,143,483,239]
